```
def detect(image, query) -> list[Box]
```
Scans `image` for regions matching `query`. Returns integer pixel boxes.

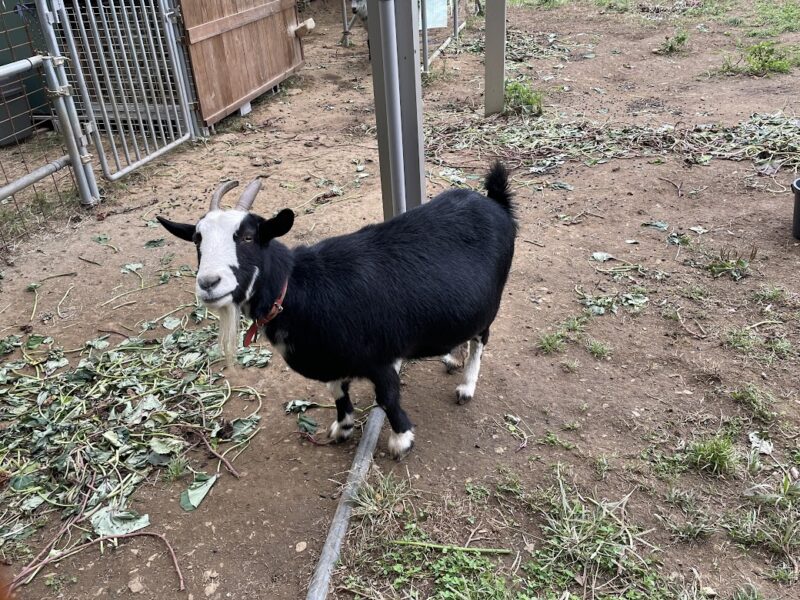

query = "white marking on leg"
[327,380,354,442]
[327,380,346,399]
[393,359,402,374]
[329,412,355,442]
[456,340,484,403]
[388,429,415,458]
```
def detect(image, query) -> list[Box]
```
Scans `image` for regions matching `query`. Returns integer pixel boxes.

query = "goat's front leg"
[327,380,354,442]
[371,365,414,459]
[456,329,489,404]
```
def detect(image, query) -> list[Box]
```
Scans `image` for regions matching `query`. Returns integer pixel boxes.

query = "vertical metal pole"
[377,0,406,216]
[158,0,196,140]
[35,0,100,205]
[367,0,393,219]
[394,0,425,210]
[421,0,429,73]
[340,0,350,46]
[453,0,459,41]
[36,0,100,206]
[484,0,506,116]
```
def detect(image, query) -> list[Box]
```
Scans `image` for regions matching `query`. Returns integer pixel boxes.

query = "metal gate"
[45,0,198,181]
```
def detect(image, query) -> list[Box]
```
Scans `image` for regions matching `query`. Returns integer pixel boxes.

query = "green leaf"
[92,234,110,245]
[641,220,668,231]
[162,317,182,330]
[85,337,110,350]
[297,414,317,434]
[149,437,185,455]
[590,252,614,262]
[144,238,165,248]
[121,263,144,274]
[90,506,150,537]
[230,415,260,442]
[25,335,52,350]
[284,399,317,414]
[180,473,218,512]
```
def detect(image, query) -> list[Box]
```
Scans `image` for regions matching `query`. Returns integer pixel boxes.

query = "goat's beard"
[215,303,240,366]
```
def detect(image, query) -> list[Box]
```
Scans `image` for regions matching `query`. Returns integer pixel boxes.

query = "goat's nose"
[352,7,357,13]
[198,275,221,291]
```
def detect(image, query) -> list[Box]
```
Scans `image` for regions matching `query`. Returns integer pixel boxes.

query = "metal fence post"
[484,0,506,116]
[35,0,99,206]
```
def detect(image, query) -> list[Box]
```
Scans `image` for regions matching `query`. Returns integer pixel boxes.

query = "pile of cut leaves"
[0,310,270,577]
[427,111,800,175]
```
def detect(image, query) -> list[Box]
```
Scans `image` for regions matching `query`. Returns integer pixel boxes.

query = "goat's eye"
[242,234,253,243]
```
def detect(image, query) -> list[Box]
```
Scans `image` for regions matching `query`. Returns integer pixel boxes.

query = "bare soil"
[1,1,799,599]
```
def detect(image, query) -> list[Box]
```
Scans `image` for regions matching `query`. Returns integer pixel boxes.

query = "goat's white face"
[194,210,248,307]
[351,0,367,20]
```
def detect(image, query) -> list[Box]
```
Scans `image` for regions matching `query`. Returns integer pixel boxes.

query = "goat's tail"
[484,161,514,212]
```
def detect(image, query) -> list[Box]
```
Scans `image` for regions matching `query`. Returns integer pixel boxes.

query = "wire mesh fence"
[0,2,76,254]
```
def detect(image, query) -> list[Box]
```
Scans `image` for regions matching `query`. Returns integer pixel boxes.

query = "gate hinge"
[46,84,72,97]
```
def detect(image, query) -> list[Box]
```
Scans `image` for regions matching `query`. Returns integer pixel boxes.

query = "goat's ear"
[257,209,294,243]
[156,216,196,242]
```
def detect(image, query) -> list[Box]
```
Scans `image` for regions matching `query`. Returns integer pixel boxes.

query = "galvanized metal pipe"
[304,408,385,600]
[35,0,100,205]
[421,0,429,73]
[0,55,44,81]
[157,0,194,138]
[0,155,71,201]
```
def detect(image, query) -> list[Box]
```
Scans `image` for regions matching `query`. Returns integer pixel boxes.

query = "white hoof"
[328,413,354,442]
[456,384,474,405]
[388,429,415,459]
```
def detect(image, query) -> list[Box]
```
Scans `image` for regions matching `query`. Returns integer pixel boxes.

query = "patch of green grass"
[642,448,688,478]
[731,583,767,600]
[586,338,612,359]
[352,470,414,533]
[561,313,590,334]
[163,456,189,482]
[560,359,580,373]
[504,79,544,116]
[682,285,710,302]
[756,0,800,34]
[725,327,758,353]
[754,285,786,304]
[764,336,793,360]
[594,454,610,480]
[657,510,717,542]
[594,0,631,12]
[537,331,566,354]
[706,250,753,279]
[654,29,689,55]
[510,0,566,6]
[724,505,800,567]
[731,384,777,423]
[686,433,739,476]
[665,487,698,512]
[722,42,800,76]
[541,431,577,450]
[465,481,491,504]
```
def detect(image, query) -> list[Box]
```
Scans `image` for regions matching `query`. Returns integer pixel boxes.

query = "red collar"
[243,280,288,347]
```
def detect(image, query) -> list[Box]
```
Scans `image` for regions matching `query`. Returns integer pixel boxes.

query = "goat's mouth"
[199,291,234,307]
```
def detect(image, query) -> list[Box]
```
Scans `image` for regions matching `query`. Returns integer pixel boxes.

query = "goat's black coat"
[159,162,516,447]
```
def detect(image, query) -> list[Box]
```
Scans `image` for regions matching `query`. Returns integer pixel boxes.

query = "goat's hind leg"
[371,365,414,459]
[456,329,489,405]
[328,380,355,442]
[442,342,468,374]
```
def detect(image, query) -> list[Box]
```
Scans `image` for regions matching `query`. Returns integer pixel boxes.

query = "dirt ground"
[1,1,799,598]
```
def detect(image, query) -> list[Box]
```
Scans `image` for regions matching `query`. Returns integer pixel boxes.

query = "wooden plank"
[186,0,294,44]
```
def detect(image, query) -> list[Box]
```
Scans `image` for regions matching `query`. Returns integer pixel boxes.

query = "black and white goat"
[157,163,516,458]
[351,0,369,57]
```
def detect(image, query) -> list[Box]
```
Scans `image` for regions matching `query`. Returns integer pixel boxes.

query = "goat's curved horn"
[210,180,239,211]
[235,178,262,212]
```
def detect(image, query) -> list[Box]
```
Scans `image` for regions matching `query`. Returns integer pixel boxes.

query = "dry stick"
[78,256,101,266]
[13,475,95,586]
[11,532,184,593]
[745,319,783,330]
[57,285,74,319]
[197,431,241,478]
[100,282,162,307]
[523,239,545,247]
[389,540,511,555]
[97,329,130,338]
[40,272,77,282]
[658,176,683,197]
